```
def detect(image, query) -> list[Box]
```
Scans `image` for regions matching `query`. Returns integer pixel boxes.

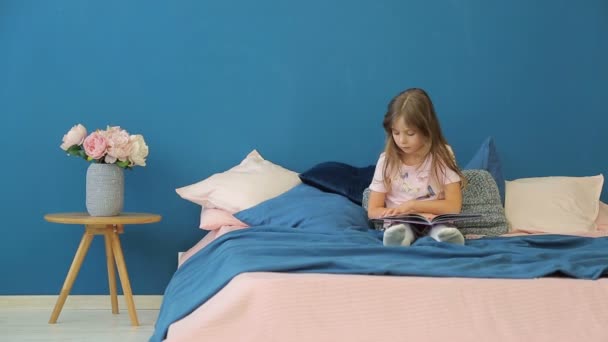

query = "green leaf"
[66,145,82,156]
[116,160,130,168]
[66,144,80,152]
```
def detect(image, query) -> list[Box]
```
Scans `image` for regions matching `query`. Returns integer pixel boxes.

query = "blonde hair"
[381,88,466,192]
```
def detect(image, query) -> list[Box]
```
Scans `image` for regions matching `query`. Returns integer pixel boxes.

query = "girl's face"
[391,116,427,157]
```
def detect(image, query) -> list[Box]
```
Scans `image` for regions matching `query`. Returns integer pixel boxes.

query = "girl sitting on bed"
[367,88,466,246]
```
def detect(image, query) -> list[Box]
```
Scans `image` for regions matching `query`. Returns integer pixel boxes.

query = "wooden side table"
[44,212,162,326]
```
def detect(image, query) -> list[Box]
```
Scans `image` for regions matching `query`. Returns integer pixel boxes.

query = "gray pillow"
[361,169,509,236]
[456,169,509,236]
[361,188,384,230]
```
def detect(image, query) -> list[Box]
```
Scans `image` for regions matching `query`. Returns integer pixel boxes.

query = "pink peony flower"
[83,132,108,160]
[60,124,87,150]
[102,126,132,163]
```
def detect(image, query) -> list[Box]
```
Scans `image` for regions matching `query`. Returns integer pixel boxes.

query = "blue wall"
[1,1,606,294]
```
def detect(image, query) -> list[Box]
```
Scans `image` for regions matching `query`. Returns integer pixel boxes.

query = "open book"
[371,213,481,227]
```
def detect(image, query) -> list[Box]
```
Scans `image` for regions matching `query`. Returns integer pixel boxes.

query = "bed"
[151,148,608,342]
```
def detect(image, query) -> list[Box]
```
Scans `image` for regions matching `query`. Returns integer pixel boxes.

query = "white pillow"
[176,150,301,213]
[596,201,608,231]
[505,174,604,234]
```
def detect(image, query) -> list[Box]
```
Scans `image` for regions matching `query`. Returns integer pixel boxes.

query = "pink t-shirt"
[369,153,461,208]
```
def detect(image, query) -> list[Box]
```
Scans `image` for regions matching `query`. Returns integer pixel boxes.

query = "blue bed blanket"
[151,226,608,341]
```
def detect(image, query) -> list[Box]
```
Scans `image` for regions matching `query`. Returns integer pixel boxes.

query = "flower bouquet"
[60,124,150,216]
[60,124,149,168]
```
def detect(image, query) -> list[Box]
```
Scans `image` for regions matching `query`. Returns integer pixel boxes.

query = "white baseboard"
[0,295,163,310]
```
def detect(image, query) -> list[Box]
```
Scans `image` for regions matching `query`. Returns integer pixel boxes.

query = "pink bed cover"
[167,226,608,342]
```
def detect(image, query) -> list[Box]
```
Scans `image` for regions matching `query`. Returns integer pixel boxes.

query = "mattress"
[166,272,608,342]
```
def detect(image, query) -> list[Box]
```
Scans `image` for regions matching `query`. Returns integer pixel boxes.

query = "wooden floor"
[0,296,162,341]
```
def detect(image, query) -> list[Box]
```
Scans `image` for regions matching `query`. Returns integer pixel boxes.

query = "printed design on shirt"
[395,168,435,200]
[415,185,436,200]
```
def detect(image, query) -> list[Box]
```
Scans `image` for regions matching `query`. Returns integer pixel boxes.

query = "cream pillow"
[505,175,604,234]
[176,150,301,213]
[596,201,608,232]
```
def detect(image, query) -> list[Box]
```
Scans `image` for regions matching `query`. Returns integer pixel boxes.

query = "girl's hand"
[380,201,416,217]
[397,201,416,215]
[380,208,400,217]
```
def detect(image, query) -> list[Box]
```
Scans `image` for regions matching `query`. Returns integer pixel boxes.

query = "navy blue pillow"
[234,183,371,230]
[298,162,375,204]
[464,137,505,205]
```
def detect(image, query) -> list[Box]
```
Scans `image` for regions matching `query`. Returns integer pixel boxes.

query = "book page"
[371,213,482,227]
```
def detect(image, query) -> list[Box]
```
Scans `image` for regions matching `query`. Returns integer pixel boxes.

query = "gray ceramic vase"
[86,163,124,216]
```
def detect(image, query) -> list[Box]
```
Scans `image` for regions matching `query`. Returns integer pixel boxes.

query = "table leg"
[49,231,94,324]
[104,227,119,314]
[110,230,139,326]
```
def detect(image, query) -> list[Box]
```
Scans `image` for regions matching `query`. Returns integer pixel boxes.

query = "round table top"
[44,212,162,225]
